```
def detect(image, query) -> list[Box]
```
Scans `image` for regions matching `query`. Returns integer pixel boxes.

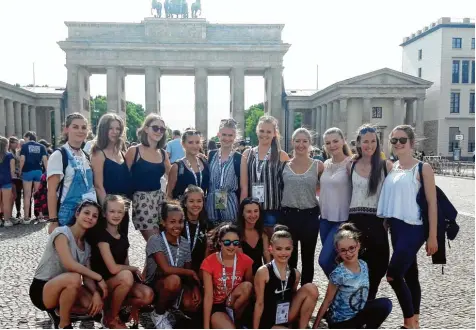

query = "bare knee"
[386,276,394,282]
[302,283,319,300]
[238,281,253,296]
[164,275,181,292]
[117,270,134,288]
[66,273,82,289]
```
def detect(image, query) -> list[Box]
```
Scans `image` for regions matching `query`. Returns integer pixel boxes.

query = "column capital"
[195,67,208,76]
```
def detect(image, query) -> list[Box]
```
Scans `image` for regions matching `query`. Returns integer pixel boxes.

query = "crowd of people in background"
[0,110,448,330]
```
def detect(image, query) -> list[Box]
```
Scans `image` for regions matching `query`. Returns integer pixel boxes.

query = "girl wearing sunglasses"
[377,125,438,329]
[168,129,210,200]
[313,223,392,329]
[201,223,253,329]
[125,113,171,242]
[236,198,271,276]
[254,225,319,329]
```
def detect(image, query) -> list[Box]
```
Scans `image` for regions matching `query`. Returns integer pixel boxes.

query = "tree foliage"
[244,103,265,146]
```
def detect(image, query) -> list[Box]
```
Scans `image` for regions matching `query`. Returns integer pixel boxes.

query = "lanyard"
[271,260,290,300]
[217,148,234,188]
[254,147,271,182]
[184,158,202,187]
[161,232,180,267]
[219,252,237,303]
[185,221,200,252]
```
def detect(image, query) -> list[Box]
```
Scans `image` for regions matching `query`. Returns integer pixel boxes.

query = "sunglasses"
[149,125,167,134]
[338,245,357,255]
[222,239,241,247]
[359,127,376,135]
[242,197,260,204]
[390,137,408,145]
[184,130,202,136]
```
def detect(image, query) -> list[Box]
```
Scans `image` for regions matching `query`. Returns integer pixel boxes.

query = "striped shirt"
[246,147,285,211]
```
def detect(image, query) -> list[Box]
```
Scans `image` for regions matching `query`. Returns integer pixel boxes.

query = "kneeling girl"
[253,225,319,329]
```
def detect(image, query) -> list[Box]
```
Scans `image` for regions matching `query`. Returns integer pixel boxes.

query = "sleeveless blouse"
[319,158,351,222]
[349,167,385,215]
[377,161,421,225]
[172,158,210,199]
[246,147,285,211]
[101,150,130,197]
[281,160,319,209]
[130,148,165,192]
[242,235,264,275]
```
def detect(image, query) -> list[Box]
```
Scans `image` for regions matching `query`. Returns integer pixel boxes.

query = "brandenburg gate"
[59,18,290,137]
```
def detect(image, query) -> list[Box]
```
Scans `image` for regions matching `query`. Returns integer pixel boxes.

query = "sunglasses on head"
[149,125,167,134]
[390,137,408,145]
[242,197,260,204]
[222,239,241,247]
[184,130,201,136]
[359,127,376,135]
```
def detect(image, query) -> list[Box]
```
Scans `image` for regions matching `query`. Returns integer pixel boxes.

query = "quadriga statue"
[151,0,163,17]
[164,0,189,18]
[191,0,201,18]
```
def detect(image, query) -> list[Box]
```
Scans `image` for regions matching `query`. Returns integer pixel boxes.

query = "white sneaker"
[10,217,21,225]
[22,218,31,225]
[3,219,13,227]
[151,311,173,329]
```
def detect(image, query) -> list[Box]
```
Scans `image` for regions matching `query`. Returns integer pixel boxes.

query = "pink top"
[319,157,351,222]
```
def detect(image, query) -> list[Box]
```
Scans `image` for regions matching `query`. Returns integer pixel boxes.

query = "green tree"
[244,103,264,146]
[210,136,219,143]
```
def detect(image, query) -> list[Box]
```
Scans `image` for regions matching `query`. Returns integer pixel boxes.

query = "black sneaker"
[47,310,60,329]
[61,325,73,329]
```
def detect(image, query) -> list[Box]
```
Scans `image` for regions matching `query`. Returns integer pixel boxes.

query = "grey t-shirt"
[144,234,191,285]
[34,226,91,281]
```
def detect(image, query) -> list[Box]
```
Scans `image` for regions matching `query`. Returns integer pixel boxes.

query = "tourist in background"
[91,113,131,236]
[38,139,54,156]
[167,129,210,200]
[0,136,16,227]
[206,119,242,227]
[318,127,352,277]
[281,128,323,285]
[240,115,289,239]
[377,125,438,329]
[166,129,185,163]
[126,113,171,242]
[347,124,392,300]
[8,136,22,221]
[207,140,218,153]
[20,131,48,224]
[47,113,96,234]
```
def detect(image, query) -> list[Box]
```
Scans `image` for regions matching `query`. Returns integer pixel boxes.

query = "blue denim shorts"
[263,210,281,227]
[22,170,42,182]
[0,183,12,189]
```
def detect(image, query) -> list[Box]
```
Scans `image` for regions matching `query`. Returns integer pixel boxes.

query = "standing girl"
[377,125,438,329]
[253,225,319,329]
[240,116,289,239]
[181,185,209,274]
[347,124,393,300]
[206,119,242,227]
[167,129,210,200]
[29,200,108,329]
[201,223,253,329]
[313,223,392,329]
[125,113,171,242]
[8,136,22,220]
[237,198,271,275]
[0,136,16,227]
[47,113,96,234]
[281,128,323,285]
[91,113,131,236]
[318,127,352,276]
[144,201,201,329]
[90,195,154,328]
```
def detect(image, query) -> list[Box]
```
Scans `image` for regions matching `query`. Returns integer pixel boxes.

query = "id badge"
[82,191,97,202]
[214,190,228,210]
[226,307,234,322]
[275,301,290,325]
[252,184,265,203]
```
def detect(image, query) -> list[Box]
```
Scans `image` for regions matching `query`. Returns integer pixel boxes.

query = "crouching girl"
[253,225,319,329]
[29,200,108,329]
[90,195,154,328]
[144,200,202,329]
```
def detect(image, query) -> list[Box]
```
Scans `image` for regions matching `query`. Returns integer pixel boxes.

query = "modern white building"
[401,17,475,159]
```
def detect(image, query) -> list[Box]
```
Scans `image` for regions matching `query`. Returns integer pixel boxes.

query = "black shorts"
[211,303,228,316]
[29,278,48,311]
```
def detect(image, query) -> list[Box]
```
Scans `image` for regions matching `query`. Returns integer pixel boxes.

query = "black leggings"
[348,213,390,300]
[281,206,320,285]
[329,298,392,329]
[13,179,22,215]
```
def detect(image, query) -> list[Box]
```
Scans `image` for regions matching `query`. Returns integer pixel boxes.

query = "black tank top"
[242,236,263,275]
[260,262,296,328]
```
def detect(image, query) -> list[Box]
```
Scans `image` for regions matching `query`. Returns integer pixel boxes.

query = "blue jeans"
[318,219,341,276]
[387,218,425,318]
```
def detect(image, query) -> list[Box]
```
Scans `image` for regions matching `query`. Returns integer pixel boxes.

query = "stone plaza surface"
[0,176,474,329]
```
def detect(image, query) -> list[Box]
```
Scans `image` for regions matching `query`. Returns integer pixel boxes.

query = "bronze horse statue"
[164,0,189,18]
[151,0,162,17]
[191,0,201,18]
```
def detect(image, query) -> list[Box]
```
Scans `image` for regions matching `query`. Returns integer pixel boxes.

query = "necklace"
[70,145,82,151]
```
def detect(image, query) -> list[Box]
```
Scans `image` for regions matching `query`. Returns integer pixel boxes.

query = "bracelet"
[95,278,103,283]
[48,218,59,223]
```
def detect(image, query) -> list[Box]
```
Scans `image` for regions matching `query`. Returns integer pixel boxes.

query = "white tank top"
[377,161,422,225]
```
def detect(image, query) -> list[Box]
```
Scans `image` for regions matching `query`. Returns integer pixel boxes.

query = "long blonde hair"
[257,115,281,163]
[0,136,8,162]
[91,113,126,154]
[323,127,351,156]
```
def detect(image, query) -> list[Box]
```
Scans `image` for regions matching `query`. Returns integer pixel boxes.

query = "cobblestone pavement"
[0,176,474,329]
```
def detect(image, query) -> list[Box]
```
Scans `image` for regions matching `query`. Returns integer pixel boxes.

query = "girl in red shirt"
[201,223,253,329]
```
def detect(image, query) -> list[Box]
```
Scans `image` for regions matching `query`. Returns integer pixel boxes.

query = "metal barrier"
[423,156,475,178]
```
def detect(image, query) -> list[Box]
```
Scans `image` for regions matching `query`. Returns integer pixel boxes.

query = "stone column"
[326,102,333,129]
[315,107,322,145]
[264,67,284,124]
[332,100,340,127]
[5,99,14,137]
[416,97,425,136]
[54,106,62,145]
[195,68,208,139]
[66,64,80,115]
[0,98,5,136]
[145,67,161,114]
[107,67,126,115]
[311,108,317,133]
[14,102,22,137]
[321,104,327,133]
[405,99,415,125]
[339,98,348,135]
[362,97,371,123]
[288,108,295,150]
[393,98,405,128]
[46,110,52,143]
[29,106,37,133]
[22,104,29,134]
[348,98,363,137]
[230,67,245,133]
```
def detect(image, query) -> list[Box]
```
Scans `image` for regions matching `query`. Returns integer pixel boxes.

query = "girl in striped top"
[240,116,289,239]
